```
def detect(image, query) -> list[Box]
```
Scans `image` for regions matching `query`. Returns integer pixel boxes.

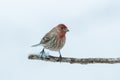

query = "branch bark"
[28,54,120,64]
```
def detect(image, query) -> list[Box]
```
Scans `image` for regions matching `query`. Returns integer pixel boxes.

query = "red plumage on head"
[57,24,67,29]
[56,24,68,38]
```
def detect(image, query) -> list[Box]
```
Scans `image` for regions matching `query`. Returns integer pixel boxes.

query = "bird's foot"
[58,55,62,62]
[39,49,49,59]
[39,49,45,59]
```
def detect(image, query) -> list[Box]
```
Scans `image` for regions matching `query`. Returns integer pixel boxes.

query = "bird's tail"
[31,43,40,47]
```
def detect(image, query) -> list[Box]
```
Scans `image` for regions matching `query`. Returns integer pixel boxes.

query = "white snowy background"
[0,0,120,80]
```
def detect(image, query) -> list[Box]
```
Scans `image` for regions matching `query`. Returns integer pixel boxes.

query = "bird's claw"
[39,49,45,59]
[58,55,62,62]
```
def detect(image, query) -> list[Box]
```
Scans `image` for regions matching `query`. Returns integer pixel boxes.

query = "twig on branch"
[28,54,120,64]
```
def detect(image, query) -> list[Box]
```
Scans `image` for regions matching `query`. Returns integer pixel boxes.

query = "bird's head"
[55,24,69,38]
[57,24,69,33]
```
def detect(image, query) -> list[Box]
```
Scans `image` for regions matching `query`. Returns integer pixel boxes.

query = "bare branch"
[28,54,120,64]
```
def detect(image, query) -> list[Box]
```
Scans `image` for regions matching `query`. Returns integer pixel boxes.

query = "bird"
[32,24,69,61]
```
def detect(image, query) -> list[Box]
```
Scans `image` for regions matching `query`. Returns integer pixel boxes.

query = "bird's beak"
[65,29,69,32]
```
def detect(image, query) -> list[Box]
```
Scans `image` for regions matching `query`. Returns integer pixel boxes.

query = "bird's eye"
[61,27,64,30]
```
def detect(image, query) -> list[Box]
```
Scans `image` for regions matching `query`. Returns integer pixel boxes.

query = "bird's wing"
[40,36,50,44]
[32,35,51,47]
[40,33,54,44]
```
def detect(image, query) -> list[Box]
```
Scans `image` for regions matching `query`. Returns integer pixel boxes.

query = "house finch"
[32,24,69,61]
